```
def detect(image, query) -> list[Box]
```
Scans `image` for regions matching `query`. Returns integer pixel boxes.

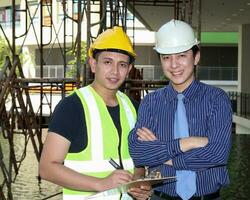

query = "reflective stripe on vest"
[63,192,133,200]
[63,86,136,200]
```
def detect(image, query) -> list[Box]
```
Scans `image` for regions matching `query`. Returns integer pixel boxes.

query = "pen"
[109,158,122,169]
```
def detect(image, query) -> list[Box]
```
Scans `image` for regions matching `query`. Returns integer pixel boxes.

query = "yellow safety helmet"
[88,26,136,60]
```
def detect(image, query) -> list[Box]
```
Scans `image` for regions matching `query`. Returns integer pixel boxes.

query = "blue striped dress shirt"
[128,80,232,197]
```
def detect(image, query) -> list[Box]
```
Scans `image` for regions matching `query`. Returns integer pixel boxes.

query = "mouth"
[171,70,183,77]
[107,77,119,83]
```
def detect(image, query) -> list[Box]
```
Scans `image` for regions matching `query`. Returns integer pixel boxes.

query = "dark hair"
[92,49,135,64]
[191,45,200,57]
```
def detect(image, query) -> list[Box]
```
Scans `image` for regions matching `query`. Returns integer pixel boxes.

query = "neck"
[173,75,195,93]
[90,83,118,107]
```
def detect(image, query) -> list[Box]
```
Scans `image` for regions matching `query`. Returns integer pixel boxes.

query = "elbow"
[210,152,230,166]
[39,162,47,180]
[216,146,231,165]
[128,134,137,153]
[217,154,230,165]
[39,161,51,181]
[128,147,140,166]
[207,142,231,165]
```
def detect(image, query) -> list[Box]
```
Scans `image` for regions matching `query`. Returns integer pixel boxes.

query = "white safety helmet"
[154,19,200,54]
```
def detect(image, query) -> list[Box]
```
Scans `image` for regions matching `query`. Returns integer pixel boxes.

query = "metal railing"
[197,66,237,81]
[228,92,250,119]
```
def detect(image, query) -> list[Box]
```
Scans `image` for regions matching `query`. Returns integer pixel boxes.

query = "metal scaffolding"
[0,0,196,199]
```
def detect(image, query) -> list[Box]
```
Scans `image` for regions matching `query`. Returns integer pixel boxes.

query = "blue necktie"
[174,94,196,200]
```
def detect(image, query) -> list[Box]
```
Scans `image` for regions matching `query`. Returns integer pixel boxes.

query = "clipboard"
[118,176,176,193]
[85,176,175,199]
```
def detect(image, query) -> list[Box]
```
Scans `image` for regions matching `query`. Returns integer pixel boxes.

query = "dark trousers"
[150,190,221,200]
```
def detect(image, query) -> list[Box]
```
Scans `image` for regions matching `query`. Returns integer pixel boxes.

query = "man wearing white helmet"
[129,19,232,200]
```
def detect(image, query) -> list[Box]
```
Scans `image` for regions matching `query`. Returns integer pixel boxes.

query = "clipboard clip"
[145,166,162,178]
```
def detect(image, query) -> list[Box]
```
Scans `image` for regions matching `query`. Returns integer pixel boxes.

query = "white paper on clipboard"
[118,176,175,193]
[85,176,175,199]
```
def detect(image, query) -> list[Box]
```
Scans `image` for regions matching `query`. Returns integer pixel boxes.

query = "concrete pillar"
[238,24,250,93]
[236,24,250,135]
[233,115,250,135]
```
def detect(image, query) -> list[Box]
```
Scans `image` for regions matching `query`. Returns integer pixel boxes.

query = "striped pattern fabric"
[128,80,232,197]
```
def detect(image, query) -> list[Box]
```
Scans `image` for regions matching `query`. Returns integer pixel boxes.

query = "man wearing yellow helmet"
[39,26,151,200]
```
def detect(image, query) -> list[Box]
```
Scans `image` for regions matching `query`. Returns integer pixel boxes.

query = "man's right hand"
[97,170,133,191]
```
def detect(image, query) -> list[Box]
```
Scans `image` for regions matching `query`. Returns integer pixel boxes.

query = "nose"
[170,55,178,69]
[111,64,119,74]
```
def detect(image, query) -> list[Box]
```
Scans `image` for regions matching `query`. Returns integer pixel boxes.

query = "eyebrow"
[102,57,129,63]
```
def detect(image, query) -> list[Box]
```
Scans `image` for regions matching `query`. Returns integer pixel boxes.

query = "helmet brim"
[154,41,200,55]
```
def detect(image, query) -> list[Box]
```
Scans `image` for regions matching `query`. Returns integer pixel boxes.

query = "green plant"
[0,36,12,70]
[0,36,24,74]
[66,41,87,78]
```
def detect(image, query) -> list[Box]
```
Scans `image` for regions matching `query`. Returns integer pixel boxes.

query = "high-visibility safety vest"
[63,86,137,200]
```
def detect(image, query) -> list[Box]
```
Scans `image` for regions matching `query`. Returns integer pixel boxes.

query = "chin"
[106,84,120,90]
[171,77,184,84]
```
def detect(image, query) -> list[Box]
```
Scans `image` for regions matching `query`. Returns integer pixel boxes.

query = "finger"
[113,169,133,176]
[140,127,156,140]
[137,128,156,141]
[136,129,152,141]
[112,170,133,182]
[129,184,152,193]
[128,188,152,200]
[141,127,157,140]
[140,184,151,191]
[141,127,153,134]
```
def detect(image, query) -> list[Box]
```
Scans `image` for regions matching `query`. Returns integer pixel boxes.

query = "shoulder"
[55,92,81,110]
[141,87,167,103]
[199,81,229,97]
[49,92,83,131]
[117,90,140,111]
[197,81,231,104]
[48,92,85,145]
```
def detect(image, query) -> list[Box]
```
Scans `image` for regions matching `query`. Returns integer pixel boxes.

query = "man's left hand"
[128,184,152,200]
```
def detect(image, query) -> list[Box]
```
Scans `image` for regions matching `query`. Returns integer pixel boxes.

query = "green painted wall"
[201,32,238,44]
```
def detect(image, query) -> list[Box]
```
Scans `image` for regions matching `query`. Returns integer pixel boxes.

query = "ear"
[194,50,200,65]
[126,64,133,78]
[88,57,97,73]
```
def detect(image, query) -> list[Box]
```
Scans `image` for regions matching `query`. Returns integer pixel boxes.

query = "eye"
[103,60,111,65]
[162,55,170,60]
[119,62,129,68]
[178,53,187,58]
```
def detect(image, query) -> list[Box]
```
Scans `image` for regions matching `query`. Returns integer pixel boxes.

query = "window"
[0,6,20,28]
[42,0,52,27]
[28,0,39,24]
[35,65,65,78]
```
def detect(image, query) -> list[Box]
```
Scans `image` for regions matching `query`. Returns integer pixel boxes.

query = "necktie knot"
[177,93,185,101]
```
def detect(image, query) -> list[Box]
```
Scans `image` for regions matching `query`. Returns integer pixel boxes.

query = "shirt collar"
[182,80,200,102]
[165,80,201,102]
